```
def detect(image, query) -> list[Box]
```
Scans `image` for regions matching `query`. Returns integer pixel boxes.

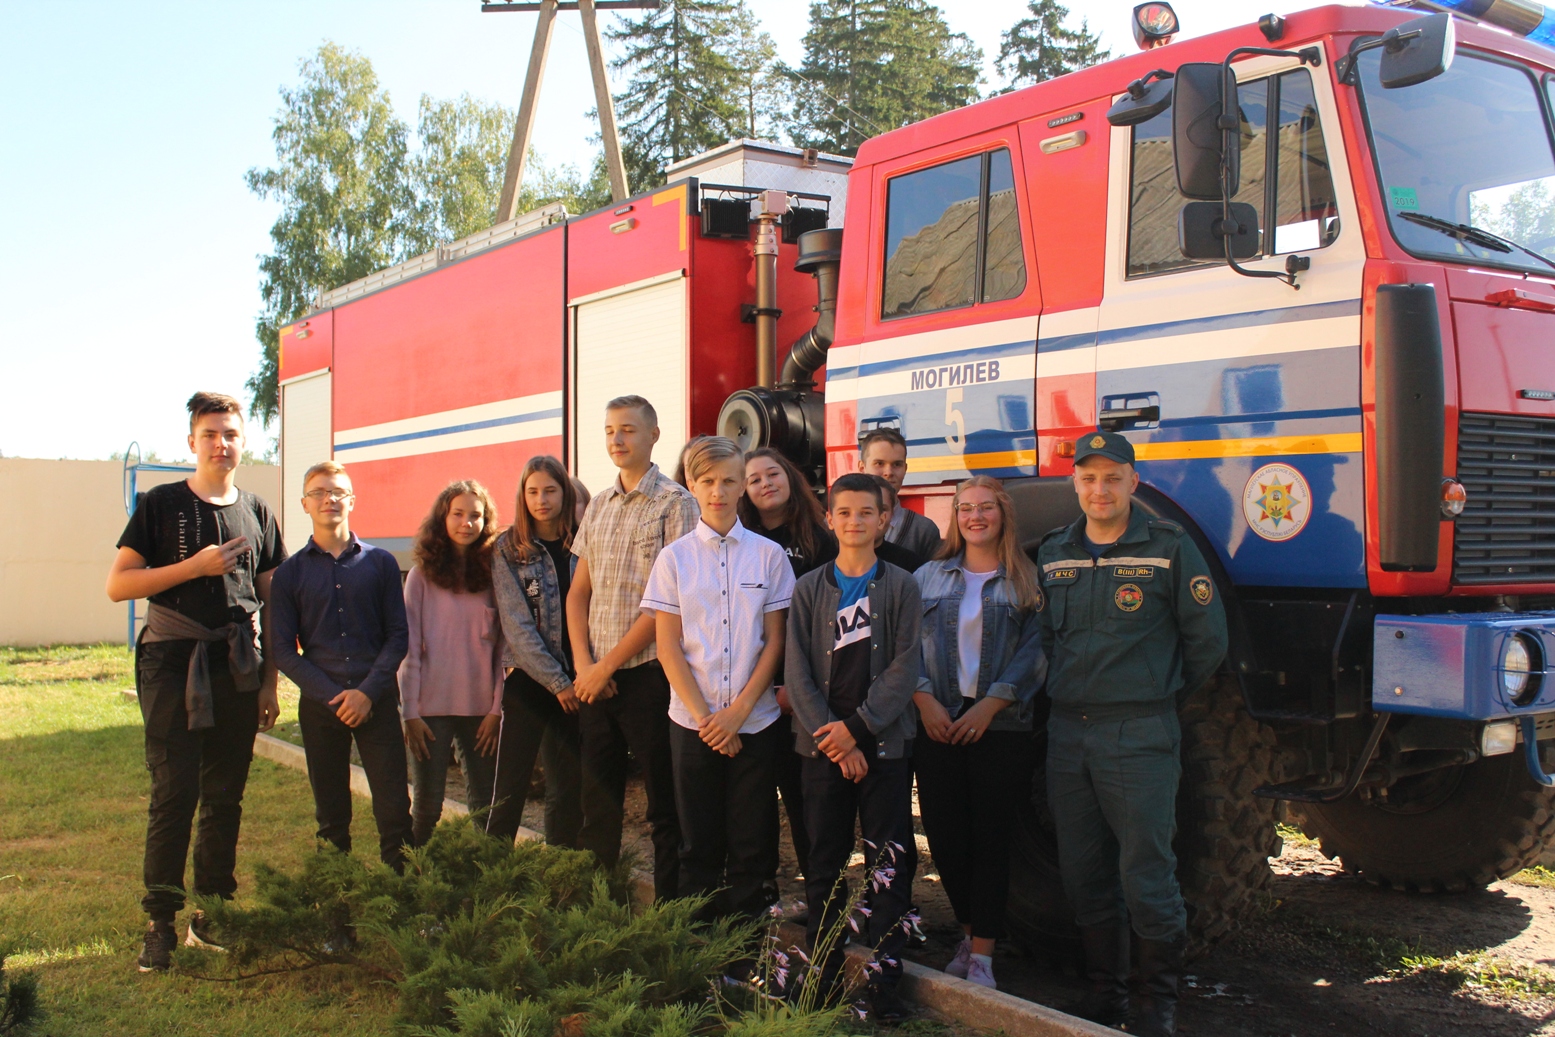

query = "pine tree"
[607,0,745,190]
[788,0,982,158]
[996,0,1110,91]
[726,1,788,141]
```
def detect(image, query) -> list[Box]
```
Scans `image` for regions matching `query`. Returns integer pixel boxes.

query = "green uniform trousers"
[1046,709,1186,942]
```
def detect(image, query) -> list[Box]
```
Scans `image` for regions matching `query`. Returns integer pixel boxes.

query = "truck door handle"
[1098,405,1160,431]
[1486,288,1555,313]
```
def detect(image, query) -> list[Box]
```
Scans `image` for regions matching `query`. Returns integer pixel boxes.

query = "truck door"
[570,271,689,495]
[843,139,1041,493]
[1097,50,1367,588]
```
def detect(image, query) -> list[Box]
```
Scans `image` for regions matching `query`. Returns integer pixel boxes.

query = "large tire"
[1300,746,1555,892]
[1006,675,1284,957]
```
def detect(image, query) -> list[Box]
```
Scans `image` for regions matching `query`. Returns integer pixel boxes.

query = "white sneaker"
[966,956,996,990]
[944,937,972,978]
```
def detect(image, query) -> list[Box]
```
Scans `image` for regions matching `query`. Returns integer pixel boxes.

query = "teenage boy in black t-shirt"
[108,392,287,973]
[784,473,921,1022]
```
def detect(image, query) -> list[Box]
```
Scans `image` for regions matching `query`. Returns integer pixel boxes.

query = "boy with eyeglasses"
[269,461,414,881]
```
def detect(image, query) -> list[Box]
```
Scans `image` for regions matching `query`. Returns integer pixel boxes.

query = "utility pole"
[483,0,655,220]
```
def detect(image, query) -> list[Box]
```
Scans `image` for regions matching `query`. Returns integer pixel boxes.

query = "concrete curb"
[772,921,1113,1037]
[118,690,1105,1037]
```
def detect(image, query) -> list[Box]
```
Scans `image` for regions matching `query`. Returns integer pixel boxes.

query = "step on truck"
[279,3,1555,950]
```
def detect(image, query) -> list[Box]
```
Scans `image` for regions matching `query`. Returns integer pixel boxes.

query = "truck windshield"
[1357,48,1555,275]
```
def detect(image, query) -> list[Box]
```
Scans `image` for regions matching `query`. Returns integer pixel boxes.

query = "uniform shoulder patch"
[1190,575,1214,606]
[1034,586,1046,612]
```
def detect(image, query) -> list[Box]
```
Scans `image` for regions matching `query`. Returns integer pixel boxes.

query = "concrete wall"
[0,459,281,647]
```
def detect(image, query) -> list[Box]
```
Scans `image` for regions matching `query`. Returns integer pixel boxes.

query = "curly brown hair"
[414,479,499,593]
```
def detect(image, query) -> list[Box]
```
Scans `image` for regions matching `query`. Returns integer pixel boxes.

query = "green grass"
[0,644,396,1035]
[1396,950,1555,1001]
[1507,865,1555,890]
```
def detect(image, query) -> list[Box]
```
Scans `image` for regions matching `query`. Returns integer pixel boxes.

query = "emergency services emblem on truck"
[1242,463,1310,542]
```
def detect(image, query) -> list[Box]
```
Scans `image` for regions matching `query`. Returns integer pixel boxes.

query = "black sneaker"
[137,921,176,972]
[184,909,226,953]
[866,981,912,1025]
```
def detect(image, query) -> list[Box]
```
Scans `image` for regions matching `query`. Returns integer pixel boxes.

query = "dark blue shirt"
[268,535,408,706]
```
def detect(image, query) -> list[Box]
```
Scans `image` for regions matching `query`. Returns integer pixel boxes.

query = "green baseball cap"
[1074,430,1136,465]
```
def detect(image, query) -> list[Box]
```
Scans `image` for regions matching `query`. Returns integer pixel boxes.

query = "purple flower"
[848,916,860,933]
[851,1004,869,1020]
[864,960,882,975]
[772,948,789,967]
[775,967,789,989]
[792,947,810,964]
[856,905,873,917]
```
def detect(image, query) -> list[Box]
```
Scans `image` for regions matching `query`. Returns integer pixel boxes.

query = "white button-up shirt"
[641,518,795,733]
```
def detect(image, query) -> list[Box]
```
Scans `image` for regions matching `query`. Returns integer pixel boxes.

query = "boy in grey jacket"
[785,473,922,1021]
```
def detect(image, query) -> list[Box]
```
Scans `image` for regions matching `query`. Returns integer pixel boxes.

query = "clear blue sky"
[0,0,1255,462]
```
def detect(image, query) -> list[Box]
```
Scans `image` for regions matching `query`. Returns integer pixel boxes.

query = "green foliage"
[995,0,1109,91]
[245,43,414,427]
[607,0,748,191]
[1473,179,1555,261]
[788,0,982,157]
[187,816,773,1033]
[407,93,516,253]
[0,950,41,1034]
[726,6,789,142]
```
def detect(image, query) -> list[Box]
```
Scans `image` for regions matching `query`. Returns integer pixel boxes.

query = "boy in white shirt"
[641,436,795,920]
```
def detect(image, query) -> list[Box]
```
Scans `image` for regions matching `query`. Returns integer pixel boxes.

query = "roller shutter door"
[280,370,332,556]
[571,272,687,496]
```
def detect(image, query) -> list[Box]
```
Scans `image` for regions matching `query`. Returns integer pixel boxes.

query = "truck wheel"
[1300,746,1555,892]
[1005,675,1284,957]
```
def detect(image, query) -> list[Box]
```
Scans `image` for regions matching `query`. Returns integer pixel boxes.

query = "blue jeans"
[408,714,496,845]
[1046,711,1186,942]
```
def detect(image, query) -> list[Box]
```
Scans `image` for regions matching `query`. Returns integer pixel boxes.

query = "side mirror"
[1106,71,1174,127]
[1379,13,1455,89]
[1172,62,1237,201]
[1179,201,1260,260]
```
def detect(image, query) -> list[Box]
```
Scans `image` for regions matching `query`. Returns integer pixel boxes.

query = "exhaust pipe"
[718,227,844,484]
[779,228,843,389]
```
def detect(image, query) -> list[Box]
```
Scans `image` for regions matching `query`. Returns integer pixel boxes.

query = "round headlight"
[1501,632,1544,708]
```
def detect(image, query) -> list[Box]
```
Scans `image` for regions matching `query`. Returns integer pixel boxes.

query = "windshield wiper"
[1396,210,1555,273]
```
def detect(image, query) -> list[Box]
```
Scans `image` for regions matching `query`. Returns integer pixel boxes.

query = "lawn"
[0,644,397,1036]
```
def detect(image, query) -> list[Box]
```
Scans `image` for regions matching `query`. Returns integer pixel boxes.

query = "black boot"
[1132,937,1183,1037]
[1067,925,1130,1026]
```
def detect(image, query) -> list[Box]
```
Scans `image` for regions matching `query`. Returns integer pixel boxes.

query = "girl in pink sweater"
[399,480,505,844]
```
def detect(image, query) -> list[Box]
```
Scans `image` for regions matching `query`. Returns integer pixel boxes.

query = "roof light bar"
[1376,0,1555,49]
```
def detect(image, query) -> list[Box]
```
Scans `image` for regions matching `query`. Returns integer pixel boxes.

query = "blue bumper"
[1373,612,1555,720]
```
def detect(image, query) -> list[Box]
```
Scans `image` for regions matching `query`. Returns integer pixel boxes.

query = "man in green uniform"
[1037,431,1227,1037]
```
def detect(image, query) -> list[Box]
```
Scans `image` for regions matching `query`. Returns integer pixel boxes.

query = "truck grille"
[1454,413,1555,585]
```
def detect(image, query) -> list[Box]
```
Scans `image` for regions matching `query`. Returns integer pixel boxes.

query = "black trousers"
[802,753,915,986]
[297,692,413,869]
[137,639,258,923]
[670,720,780,919]
[487,670,583,847]
[914,730,1035,940]
[773,738,810,880]
[578,662,681,899]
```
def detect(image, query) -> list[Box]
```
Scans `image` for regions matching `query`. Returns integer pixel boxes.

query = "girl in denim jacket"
[913,476,1047,990]
[488,456,584,846]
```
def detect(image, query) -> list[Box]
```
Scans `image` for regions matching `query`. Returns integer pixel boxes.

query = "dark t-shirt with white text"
[117,480,287,629]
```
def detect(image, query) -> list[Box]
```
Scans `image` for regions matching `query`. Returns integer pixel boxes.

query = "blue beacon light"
[1376,0,1555,50]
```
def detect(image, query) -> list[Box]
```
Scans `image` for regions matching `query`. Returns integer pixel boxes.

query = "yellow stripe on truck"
[908,432,1362,475]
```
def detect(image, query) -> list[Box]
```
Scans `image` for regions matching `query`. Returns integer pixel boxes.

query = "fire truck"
[278,2,1555,949]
